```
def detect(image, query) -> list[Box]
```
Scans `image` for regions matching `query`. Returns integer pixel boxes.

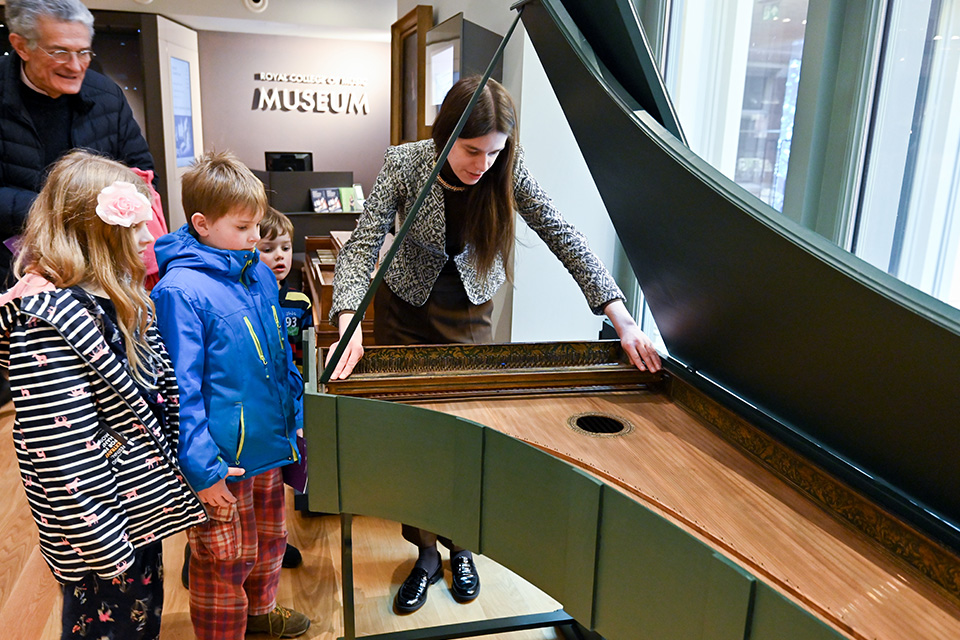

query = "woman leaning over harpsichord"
[326,75,661,615]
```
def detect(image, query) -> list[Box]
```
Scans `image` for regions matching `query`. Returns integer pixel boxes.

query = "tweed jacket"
[330,139,624,321]
[0,283,207,583]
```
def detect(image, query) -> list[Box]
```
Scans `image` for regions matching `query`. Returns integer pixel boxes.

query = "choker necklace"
[436,174,468,192]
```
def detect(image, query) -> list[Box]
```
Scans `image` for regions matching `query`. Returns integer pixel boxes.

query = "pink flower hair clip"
[95,181,153,227]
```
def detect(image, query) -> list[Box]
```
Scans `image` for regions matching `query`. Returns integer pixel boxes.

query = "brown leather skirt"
[373,268,493,346]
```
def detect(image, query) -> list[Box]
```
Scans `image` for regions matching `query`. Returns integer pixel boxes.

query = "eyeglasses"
[37,47,95,64]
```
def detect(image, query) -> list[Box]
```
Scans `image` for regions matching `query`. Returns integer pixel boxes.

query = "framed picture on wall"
[170,57,195,167]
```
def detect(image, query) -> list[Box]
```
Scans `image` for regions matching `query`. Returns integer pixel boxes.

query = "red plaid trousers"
[187,467,287,640]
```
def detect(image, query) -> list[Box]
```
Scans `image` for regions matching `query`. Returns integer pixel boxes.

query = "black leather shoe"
[450,555,480,603]
[395,565,443,614]
[282,543,303,568]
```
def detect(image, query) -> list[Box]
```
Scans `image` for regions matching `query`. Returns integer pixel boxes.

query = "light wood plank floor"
[0,402,563,639]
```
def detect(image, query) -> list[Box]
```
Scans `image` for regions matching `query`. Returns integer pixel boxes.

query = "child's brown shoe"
[246,604,311,637]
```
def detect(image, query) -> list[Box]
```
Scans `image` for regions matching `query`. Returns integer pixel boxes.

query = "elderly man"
[0,0,154,284]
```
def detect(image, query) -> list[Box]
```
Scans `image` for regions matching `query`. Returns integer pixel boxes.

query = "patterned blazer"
[330,139,624,321]
[0,286,207,583]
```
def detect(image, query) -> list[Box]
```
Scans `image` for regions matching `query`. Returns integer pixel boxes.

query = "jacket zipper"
[237,404,246,463]
[244,316,268,366]
[240,258,253,286]
[272,306,285,351]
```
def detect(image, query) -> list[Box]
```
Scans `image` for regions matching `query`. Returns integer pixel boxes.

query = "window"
[854,0,960,309]
[663,0,810,210]
[634,0,810,348]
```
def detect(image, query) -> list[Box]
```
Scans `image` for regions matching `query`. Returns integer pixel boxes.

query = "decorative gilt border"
[323,341,661,399]
[348,340,629,374]
[670,376,960,602]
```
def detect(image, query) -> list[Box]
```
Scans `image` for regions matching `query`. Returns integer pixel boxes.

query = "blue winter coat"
[151,226,302,492]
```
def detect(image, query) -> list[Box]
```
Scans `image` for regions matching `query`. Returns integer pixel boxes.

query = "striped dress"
[0,286,207,583]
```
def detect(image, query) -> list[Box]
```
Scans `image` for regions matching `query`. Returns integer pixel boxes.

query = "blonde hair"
[259,207,294,242]
[182,151,268,227]
[15,150,161,387]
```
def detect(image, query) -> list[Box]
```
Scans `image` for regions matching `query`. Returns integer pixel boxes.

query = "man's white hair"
[5,0,95,44]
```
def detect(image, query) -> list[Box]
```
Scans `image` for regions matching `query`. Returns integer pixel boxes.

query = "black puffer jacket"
[0,54,154,276]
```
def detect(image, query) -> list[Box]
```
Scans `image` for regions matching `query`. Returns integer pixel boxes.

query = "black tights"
[402,524,473,574]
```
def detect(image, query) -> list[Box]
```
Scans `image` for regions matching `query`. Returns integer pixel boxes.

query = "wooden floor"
[0,401,563,639]
[411,389,960,640]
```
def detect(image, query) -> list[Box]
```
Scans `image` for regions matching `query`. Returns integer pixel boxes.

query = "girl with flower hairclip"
[0,150,206,639]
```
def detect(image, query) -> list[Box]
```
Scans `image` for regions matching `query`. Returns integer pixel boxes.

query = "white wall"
[513,34,619,342]
[398,0,622,342]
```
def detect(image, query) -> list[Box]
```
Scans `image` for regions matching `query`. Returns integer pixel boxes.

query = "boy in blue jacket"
[152,151,310,639]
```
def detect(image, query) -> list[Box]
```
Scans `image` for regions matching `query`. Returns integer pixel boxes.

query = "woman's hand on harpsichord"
[325,311,365,379]
[603,299,662,373]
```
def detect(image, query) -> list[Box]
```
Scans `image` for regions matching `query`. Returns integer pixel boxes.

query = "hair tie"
[95,181,153,227]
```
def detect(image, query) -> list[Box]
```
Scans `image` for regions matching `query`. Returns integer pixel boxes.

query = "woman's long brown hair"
[432,76,517,279]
